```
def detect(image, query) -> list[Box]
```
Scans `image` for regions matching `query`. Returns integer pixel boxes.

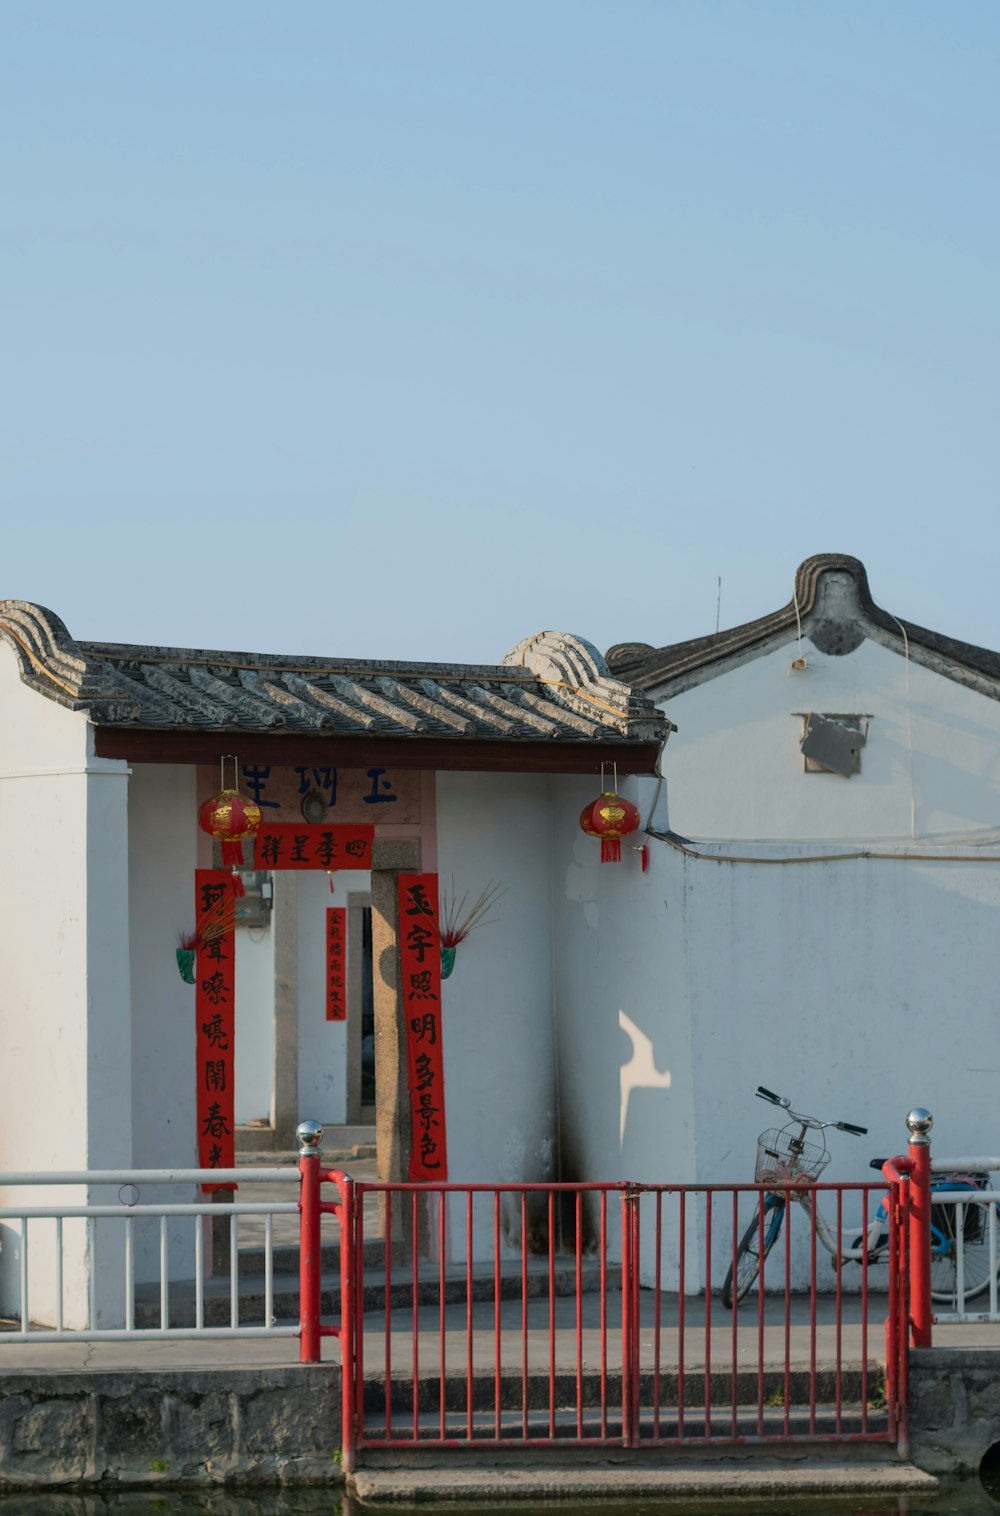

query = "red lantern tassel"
[221,840,245,868]
[601,838,621,863]
[229,871,246,899]
[641,844,649,873]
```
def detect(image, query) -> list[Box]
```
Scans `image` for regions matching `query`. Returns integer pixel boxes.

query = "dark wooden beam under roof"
[91,727,664,775]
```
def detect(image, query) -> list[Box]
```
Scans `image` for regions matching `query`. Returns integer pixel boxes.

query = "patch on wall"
[797,713,870,778]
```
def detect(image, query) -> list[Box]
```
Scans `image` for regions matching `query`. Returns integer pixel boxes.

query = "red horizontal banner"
[326,907,346,1021]
[399,872,447,1181]
[253,823,374,871]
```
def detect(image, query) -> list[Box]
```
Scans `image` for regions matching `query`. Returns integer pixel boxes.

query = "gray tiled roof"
[0,603,669,745]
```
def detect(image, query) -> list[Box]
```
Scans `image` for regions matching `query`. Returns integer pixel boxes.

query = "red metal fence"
[301,1160,921,1470]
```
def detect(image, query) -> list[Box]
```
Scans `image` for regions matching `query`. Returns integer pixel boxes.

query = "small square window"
[797,713,870,778]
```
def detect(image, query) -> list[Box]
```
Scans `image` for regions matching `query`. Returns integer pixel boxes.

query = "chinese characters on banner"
[253,823,374,871]
[398,873,447,1181]
[326,908,346,1020]
[195,870,237,1189]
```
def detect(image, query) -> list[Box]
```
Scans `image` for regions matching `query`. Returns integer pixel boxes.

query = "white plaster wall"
[548,752,1000,1292]
[126,764,201,1290]
[550,773,697,1282]
[84,731,134,1323]
[658,636,1000,842]
[236,928,275,1125]
[676,841,1000,1290]
[0,646,132,1326]
[641,629,1000,1285]
[297,870,370,1125]
[435,774,558,1189]
[128,765,199,1167]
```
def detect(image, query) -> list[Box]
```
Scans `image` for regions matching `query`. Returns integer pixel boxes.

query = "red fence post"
[298,1119,324,1364]
[882,1153,913,1453]
[333,1171,356,1472]
[906,1108,933,1350]
[620,1188,634,1448]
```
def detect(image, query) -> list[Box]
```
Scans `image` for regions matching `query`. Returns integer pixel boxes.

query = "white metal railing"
[0,1167,302,1342]
[930,1155,1000,1324]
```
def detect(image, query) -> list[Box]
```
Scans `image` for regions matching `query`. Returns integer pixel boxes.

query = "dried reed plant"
[439,879,506,949]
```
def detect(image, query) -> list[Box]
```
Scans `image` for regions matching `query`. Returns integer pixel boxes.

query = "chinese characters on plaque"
[326,908,346,1021]
[399,872,447,1181]
[195,870,237,1188]
[230,764,420,821]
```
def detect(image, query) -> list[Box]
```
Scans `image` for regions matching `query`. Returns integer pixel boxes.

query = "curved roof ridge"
[607,553,1000,692]
[0,599,132,710]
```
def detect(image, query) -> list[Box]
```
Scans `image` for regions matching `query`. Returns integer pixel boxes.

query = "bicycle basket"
[755,1128,830,1184]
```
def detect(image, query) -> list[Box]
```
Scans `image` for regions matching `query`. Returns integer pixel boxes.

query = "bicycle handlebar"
[753,1086,866,1134]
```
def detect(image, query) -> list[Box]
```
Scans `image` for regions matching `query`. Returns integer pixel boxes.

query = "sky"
[2,2,999,665]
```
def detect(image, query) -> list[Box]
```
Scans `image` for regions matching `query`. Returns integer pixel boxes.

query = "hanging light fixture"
[579,763,641,863]
[198,755,262,894]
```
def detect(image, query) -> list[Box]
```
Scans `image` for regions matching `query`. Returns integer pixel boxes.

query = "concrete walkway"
[3,1130,999,1372]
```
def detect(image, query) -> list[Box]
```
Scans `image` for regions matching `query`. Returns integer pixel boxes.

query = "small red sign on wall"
[398,872,447,1181]
[326,908,347,1021]
[195,870,237,1188]
[253,823,374,871]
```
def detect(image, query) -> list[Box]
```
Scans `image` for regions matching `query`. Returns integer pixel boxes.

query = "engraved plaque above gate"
[197,764,421,824]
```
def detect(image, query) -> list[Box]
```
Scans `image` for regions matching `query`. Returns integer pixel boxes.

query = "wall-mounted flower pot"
[441,946,456,980]
[176,948,196,985]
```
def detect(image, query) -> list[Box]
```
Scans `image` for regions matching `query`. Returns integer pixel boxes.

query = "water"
[0,1484,999,1516]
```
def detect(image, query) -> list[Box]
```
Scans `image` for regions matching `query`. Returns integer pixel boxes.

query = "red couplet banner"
[326,908,346,1020]
[253,823,374,871]
[195,870,237,1189]
[398,872,447,1181]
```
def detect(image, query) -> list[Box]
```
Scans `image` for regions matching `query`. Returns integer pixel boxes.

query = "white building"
[594,552,1000,1199]
[0,603,667,1319]
[2,552,997,1311]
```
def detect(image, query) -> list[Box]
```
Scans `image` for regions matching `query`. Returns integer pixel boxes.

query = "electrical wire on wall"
[890,615,917,840]
[646,828,1000,868]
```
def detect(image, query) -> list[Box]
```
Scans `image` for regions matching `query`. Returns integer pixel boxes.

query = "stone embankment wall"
[0,1367,343,1488]
[1,1349,994,1487]
[910,1349,1000,1475]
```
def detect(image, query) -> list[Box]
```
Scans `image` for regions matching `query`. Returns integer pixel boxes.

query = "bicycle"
[722,1086,995,1310]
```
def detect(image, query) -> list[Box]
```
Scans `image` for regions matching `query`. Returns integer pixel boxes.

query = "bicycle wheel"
[722,1200,784,1309]
[929,1198,997,1303]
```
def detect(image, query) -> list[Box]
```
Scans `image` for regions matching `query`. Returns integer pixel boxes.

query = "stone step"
[349,1457,936,1503]
[134,1256,606,1329]
[234,1237,384,1277]
[359,1404,889,1441]
[359,1364,884,1416]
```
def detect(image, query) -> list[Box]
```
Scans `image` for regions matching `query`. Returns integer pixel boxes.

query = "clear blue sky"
[2,2,998,664]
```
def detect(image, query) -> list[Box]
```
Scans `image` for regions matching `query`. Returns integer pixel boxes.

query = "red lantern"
[579,791,641,863]
[199,789,262,868]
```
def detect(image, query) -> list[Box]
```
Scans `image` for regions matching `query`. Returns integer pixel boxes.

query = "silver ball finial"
[297,1119,324,1156]
[906,1108,933,1145]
